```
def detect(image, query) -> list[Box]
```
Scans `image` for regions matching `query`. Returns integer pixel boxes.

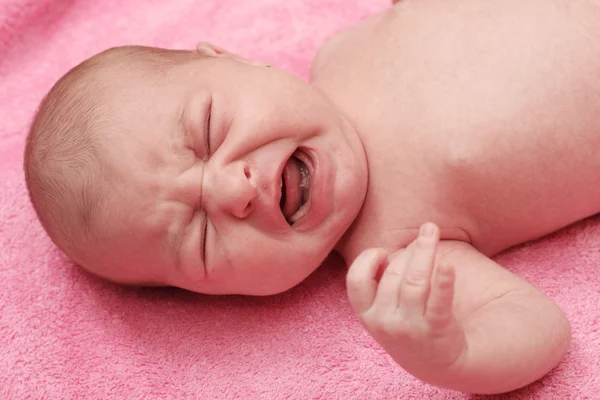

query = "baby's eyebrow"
[163,102,200,273]
[177,101,195,151]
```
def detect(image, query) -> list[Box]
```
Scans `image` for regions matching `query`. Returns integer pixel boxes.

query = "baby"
[24,0,600,394]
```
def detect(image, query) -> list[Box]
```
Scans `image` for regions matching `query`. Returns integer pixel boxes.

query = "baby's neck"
[334,221,363,265]
[331,121,373,265]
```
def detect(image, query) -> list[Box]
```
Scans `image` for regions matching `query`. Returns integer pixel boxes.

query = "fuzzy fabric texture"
[1,0,599,398]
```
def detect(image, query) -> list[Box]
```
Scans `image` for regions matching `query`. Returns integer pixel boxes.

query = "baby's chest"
[358,117,600,256]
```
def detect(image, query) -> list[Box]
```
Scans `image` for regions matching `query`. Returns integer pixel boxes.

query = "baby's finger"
[398,223,439,316]
[372,246,413,311]
[425,262,456,329]
[347,248,389,315]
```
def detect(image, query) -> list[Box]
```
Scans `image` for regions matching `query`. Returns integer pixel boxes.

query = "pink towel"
[1,0,598,398]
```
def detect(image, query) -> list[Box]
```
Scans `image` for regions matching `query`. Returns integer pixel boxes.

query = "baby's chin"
[171,275,305,296]
[170,257,325,296]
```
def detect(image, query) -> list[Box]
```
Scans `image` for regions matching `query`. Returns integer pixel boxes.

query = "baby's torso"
[311,0,600,259]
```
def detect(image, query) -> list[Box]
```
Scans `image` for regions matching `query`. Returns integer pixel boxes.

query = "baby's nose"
[204,160,257,219]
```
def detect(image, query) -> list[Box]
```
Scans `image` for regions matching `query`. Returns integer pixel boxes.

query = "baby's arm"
[346,224,571,394]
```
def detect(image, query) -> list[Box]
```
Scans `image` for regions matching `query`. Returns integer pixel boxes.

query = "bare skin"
[314,0,600,258]
[310,0,600,394]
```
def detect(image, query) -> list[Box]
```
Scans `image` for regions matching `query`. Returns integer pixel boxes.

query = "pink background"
[1,0,598,398]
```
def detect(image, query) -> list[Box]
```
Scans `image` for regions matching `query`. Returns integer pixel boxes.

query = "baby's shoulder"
[309,27,352,82]
[310,10,392,82]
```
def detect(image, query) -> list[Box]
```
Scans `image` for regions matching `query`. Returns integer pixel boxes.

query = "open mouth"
[280,151,311,225]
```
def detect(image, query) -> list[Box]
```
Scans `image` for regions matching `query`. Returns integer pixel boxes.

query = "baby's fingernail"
[420,223,435,237]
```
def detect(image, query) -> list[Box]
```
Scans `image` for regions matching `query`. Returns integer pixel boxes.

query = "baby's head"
[24,44,368,295]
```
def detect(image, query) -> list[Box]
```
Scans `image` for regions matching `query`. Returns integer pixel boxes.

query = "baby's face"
[95,48,368,295]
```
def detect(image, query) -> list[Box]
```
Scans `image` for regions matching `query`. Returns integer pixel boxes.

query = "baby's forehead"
[85,50,188,92]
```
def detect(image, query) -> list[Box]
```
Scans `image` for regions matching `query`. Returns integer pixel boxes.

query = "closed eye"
[205,99,212,156]
[201,213,208,265]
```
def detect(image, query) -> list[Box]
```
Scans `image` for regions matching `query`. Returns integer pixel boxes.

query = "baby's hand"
[346,223,467,381]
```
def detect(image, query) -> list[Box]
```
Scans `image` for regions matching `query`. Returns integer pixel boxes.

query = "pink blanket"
[1,0,598,398]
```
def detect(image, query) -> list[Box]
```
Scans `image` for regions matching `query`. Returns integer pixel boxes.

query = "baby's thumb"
[346,248,388,314]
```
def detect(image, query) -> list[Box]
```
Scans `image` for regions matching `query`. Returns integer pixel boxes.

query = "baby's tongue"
[282,158,302,220]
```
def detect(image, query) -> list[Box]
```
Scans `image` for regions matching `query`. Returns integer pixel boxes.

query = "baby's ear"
[195,42,271,68]
[195,42,229,58]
